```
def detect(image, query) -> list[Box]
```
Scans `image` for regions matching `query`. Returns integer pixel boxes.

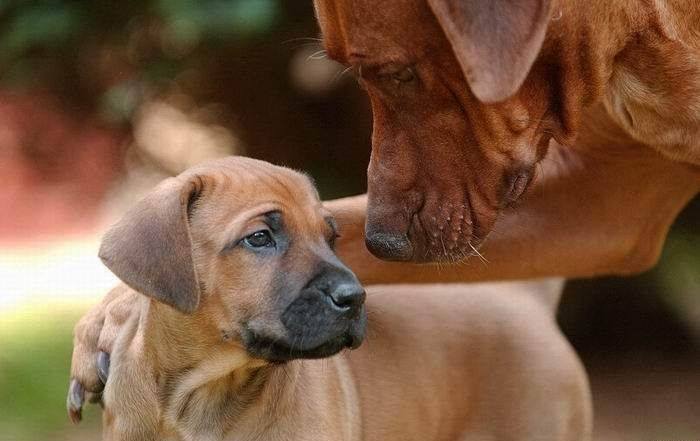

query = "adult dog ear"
[98,175,205,314]
[427,0,551,103]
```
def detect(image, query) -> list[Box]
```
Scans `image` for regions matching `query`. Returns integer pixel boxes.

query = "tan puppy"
[73,157,591,441]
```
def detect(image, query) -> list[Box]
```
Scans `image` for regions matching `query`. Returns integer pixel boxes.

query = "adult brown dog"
[312,0,700,279]
[70,157,590,440]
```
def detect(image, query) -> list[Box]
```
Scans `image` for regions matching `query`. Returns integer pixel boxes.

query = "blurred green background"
[0,1,698,440]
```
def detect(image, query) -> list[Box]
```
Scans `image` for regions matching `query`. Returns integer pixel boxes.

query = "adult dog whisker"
[332,65,355,84]
[439,233,448,260]
[307,49,328,60]
[281,37,323,45]
[468,241,489,265]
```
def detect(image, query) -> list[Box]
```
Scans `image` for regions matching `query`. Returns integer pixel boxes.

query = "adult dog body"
[86,158,590,441]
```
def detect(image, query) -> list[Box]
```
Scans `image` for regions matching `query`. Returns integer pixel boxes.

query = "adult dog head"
[314,0,581,262]
[98,157,367,362]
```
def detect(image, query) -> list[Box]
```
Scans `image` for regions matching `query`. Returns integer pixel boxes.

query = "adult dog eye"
[243,230,275,248]
[391,67,415,83]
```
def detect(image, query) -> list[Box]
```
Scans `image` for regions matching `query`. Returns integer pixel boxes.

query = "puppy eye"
[243,230,275,248]
[391,67,415,84]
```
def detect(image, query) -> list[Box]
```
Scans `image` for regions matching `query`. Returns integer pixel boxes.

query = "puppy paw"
[66,285,135,422]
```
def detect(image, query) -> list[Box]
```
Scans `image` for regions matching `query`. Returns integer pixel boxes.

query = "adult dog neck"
[544,0,700,164]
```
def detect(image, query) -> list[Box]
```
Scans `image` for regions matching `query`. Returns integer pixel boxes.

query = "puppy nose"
[328,282,366,313]
[365,232,413,261]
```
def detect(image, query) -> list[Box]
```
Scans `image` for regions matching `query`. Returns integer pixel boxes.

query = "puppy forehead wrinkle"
[188,161,293,200]
[180,157,326,235]
[257,167,322,211]
[256,171,306,213]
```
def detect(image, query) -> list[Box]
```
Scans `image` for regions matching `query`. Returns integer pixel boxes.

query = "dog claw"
[67,379,84,424]
[97,351,111,384]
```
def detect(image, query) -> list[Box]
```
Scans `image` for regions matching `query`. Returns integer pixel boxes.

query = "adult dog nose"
[365,231,414,261]
[328,282,366,314]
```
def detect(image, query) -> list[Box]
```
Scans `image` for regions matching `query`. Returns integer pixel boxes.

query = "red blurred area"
[0,91,125,242]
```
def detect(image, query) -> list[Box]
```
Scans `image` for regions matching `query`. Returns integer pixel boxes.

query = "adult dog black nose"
[329,282,366,313]
[365,231,414,261]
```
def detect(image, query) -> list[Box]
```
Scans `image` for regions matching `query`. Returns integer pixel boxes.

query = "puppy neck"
[142,301,221,369]
[141,301,302,440]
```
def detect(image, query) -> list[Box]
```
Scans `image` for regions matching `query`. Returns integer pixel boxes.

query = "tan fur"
[90,159,590,441]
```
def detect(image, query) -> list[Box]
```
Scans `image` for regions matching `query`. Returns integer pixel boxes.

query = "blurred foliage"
[0,306,101,440]
[0,0,281,121]
[0,0,372,198]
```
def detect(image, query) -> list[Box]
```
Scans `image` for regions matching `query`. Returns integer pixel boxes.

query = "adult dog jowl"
[70,157,590,441]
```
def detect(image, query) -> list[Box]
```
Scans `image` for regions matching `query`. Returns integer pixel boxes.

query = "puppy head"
[314,0,564,262]
[99,156,366,362]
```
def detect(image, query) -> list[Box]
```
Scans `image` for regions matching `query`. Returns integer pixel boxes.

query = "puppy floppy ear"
[427,0,551,103]
[99,175,205,314]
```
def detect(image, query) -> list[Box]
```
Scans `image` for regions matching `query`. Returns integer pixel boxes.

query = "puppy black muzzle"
[282,264,366,342]
[243,263,366,362]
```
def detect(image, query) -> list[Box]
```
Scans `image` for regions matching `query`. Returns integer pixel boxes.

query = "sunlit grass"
[0,304,102,440]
